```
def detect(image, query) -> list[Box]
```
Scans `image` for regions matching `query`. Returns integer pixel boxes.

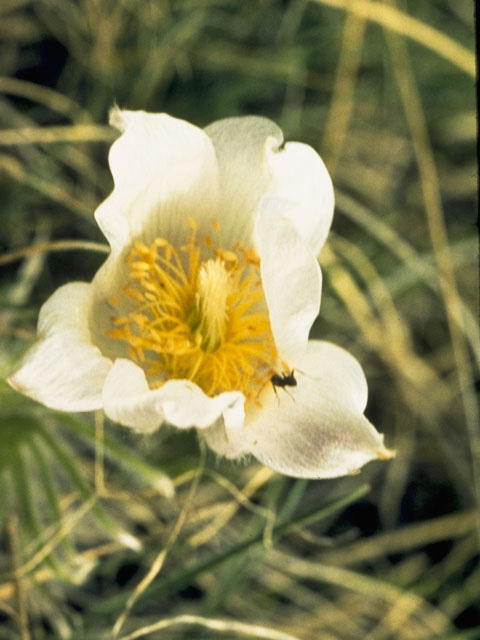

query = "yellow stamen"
[105,223,278,403]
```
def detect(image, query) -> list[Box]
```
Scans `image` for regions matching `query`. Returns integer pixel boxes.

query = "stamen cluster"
[106,220,277,402]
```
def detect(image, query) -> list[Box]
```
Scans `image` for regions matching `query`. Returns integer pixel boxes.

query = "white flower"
[8,109,394,479]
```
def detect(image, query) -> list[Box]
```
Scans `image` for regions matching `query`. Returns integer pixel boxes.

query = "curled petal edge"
[102,358,245,433]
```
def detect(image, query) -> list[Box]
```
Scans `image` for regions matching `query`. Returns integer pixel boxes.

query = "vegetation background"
[0,1,477,639]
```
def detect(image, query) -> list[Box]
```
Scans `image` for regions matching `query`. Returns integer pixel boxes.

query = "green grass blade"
[92,483,370,615]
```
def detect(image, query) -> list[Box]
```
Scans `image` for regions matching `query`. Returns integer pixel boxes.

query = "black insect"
[271,370,297,389]
[271,370,297,402]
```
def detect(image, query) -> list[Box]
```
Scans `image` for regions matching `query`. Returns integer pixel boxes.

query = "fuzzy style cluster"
[8,109,394,478]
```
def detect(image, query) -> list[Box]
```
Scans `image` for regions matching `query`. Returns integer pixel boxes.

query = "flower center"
[106,219,278,402]
[189,258,230,352]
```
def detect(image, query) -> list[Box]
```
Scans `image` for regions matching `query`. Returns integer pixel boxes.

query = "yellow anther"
[105,221,277,402]
[216,249,238,264]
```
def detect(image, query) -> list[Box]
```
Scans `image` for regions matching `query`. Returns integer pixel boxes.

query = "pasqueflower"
[8,109,393,478]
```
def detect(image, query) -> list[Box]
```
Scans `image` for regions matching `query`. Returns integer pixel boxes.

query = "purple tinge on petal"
[243,375,392,478]
[207,339,393,479]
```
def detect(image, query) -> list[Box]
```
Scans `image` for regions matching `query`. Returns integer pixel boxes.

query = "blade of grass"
[383,0,480,536]
[0,154,92,218]
[9,447,69,579]
[0,124,115,146]
[271,549,452,636]
[28,437,75,559]
[58,414,174,498]
[335,191,480,365]
[35,421,141,551]
[321,11,366,173]
[92,483,370,616]
[187,466,275,548]
[0,240,109,267]
[312,0,474,76]
[201,475,285,614]
[319,507,477,565]
[277,479,309,526]
[117,613,302,640]
[6,514,30,640]
[111,442,206,638]
[0,76,89,120]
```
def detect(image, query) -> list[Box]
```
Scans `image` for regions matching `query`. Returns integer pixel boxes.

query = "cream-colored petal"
[296,340,368,413]
[201,401,247,456]
[254,203,322,364]
[264,141,334,255]
[206,116,333,255]
[96,109,220,254]
[202,421,231,457]
[102,358,245,433]
[235,374,391,478]
[90,109,223,359]
[7,283,112,411]
[205,116,283,245]
[205,339,392,478]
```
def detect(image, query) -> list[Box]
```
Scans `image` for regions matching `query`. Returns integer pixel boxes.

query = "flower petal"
[7,283,112,411]
[102,358,245,433]
[296,340,369,414]
[247,397,390,479]
[204,339,392,478]
[96,108,220,253]
[254,203,322,364]
[205,116,283,245]
[205,117,333,255]
[244,383,390,479]
[264,141,334,255]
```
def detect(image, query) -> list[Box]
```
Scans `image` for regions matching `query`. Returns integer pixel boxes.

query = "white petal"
[240,374,391,478]
[264,142,334,255]
[205,116,333,255]
[102,358,245,433]
[201,400,246,457]
[7,283,112,411]
[205,116,283,245]
[296,340,368,413]
[96,109,220,253]
[202,422,231,457]
[254,203,322,363]
[206,339,392,478]
[223,399,246,431]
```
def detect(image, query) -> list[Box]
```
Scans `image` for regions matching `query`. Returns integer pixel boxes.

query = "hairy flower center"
[189,258,230,352]
[106,219,278,402]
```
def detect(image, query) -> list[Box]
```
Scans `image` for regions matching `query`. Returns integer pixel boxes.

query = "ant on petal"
[271,369,297,403]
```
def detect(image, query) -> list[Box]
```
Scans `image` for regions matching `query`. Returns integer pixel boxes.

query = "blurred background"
[0,1,477,639]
